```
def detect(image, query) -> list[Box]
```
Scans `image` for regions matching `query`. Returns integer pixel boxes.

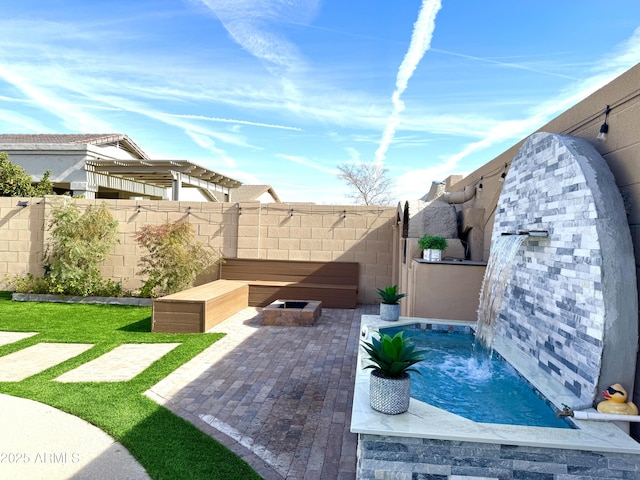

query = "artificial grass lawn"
[0,291,261,480]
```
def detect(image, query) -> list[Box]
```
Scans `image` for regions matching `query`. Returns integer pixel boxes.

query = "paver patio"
[56,343,181,382]
[147,305,374,480]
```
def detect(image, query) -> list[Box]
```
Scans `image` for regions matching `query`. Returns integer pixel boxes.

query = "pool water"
[381,324,572,428]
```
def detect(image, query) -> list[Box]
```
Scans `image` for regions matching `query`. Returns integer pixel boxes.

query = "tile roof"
[229,185,281,203]
[0,134,149,160]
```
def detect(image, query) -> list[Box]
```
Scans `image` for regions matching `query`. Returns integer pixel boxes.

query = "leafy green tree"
[0,152,53,197]
[134,221,218,297]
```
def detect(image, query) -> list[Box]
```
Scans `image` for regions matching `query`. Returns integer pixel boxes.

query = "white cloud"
[395,27,640,200]
[0,17,395,142]
[0,65,113,132]
[0,108,50,132]
[158,112,302,131]
[276,153,337,174]
[182,131,238,168]
[195,0,319,74]
[430,48,580,80]
[345,147,361,162]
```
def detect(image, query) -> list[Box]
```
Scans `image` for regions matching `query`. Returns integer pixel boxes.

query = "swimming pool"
[380,323,571,428]
[352,315,640,459]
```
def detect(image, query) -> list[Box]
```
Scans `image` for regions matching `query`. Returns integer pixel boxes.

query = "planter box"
[422,249,442,261]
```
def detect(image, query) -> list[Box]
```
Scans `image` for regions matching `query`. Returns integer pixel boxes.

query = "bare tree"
[336,162,395,206]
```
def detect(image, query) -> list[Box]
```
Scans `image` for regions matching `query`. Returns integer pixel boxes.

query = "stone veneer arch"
[492,132,637,406]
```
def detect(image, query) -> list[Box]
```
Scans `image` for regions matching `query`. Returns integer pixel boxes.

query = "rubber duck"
[596,384,639,415]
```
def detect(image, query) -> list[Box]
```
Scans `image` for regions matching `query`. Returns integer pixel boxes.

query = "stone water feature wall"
[490,132,637,406]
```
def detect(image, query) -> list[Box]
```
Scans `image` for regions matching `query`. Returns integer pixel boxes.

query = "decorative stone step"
[55,343,181,382]
[0,343,94,382]
[0,331,38,347]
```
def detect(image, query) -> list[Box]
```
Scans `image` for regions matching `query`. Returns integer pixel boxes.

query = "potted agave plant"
[418,235,448,262]
[377,285,406,322]
[361,330,427,414]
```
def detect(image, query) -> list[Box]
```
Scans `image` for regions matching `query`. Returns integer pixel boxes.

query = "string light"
[499,164,507,182]
[597,105,611,142]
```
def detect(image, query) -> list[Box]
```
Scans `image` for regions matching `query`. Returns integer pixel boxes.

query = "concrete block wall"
[38,197,241,290]
[0,198,45,279]
[0,197,395,304]
[237,203,396,304]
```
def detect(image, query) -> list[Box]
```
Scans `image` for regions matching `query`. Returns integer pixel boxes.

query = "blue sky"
[1,1,639,204]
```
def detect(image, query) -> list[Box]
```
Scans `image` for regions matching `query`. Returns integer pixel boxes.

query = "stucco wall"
[1,144,100,185]
[407,260,485,321]
[0,197,395,305]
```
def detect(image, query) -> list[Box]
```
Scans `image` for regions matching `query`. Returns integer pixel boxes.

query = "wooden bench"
[219,258,359,308]
[152,279,249,333]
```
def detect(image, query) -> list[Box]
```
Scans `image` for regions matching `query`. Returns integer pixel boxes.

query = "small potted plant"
[361,330,427,414]
[377,285,405,322]
[417,235,448,261]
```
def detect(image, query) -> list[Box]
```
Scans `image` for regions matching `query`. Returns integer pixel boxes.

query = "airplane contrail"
[374,0,442,164]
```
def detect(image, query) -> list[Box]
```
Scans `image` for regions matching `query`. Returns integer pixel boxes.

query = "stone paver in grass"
[55,343,181,382]
[0,343,94,382]
[0,331,38,347]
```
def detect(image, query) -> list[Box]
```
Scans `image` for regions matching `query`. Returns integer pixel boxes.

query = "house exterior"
[0,133,279,203]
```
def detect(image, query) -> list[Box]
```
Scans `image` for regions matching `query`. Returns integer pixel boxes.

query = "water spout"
[500,230,548,237]
[520,230,549,237]
[476,234,528,347]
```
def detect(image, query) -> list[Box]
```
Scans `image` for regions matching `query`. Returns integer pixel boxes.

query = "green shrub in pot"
[377,285,406,304]
[361,330,427,414]
[417,235,447,250]
[417,235,447,261]
[376,285,405,321]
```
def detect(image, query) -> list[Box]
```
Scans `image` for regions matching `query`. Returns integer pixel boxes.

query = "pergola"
[86,159,242,201]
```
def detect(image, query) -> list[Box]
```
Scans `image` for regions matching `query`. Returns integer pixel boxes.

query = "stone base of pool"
[352,315,640,479]
[356,435,640,479]
[262,299,322,326]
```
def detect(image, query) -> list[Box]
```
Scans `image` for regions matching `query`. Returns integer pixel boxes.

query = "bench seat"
[152,279,249,333]
[220,258,359,308]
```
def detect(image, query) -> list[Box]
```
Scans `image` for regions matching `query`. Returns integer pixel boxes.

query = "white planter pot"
[369,370,411,414]
[423,249,442,261]
[379,303,400,321]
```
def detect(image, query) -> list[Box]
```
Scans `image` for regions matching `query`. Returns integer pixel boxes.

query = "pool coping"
[350,315,640,455]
